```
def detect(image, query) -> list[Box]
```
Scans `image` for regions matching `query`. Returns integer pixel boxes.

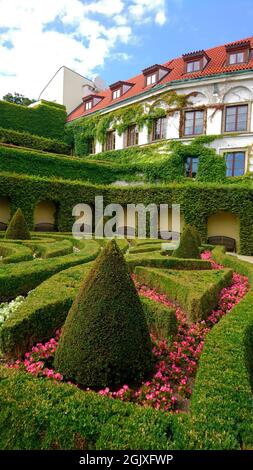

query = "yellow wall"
[0,197,11,223]
[207,212,240,246]
[34,200,56,225]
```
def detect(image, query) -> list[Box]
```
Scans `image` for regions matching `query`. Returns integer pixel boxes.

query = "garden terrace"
[0,245,252,449]
[0,171,253,255]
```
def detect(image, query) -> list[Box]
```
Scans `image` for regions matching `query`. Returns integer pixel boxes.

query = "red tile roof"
[67,36,253,122]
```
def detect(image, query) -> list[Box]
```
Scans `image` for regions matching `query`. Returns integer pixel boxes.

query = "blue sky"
[0,0,253,99]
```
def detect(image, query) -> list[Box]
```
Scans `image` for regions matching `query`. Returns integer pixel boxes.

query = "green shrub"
[0,365,179,450]
[0,128,70,154]
[0,239,100,302]
[134,267,233,322]
[0,242,33,263]
[190,226,202,246]
[126,253,211,271]
[173,225,200,259]
[0,100,66,140]
[188,247,253,449]
[141,296,177,339]
[128,243,161,254]
[5,208,31,240]
[54,240,152,388]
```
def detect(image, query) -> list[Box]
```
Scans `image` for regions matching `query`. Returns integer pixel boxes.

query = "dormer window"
[146,73,157,86]
[85,101,92,111]
[183,50,209,74]
[112,88,121,100]
[186,60,201,73]
[109,81,134,101]
[82,94,104,111]
[226,41,250,66]
[142,64,171,88]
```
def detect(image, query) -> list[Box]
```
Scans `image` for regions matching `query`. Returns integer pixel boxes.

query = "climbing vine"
[66,91,192,155]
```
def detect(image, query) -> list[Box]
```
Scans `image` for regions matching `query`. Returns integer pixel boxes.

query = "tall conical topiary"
[54,239,152,389]
[191,225,202,247]
[173,225,200,259]
[5,208,31,240]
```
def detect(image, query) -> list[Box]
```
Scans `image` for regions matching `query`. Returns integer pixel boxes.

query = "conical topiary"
[54,239,152,389]
[191,225,202,247]
[173,225,200,259]
[5,208,31,240]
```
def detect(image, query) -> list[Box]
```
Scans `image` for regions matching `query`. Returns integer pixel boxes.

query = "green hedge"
[188,247,253,449]
[134,267,233,322]
[0,171,253,255]
[0,249,178,358]
[0,101,66,140]
[0,365,180,450]
[0,128,70,155]
[141,296,177,340]
[126,253,211,272]
[0,239,100,302]
[0,242,33,264]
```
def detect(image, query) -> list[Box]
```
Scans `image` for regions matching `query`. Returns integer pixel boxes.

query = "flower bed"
[7,252,249,413]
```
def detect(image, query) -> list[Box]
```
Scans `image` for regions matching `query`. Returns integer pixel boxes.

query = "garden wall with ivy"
[0,171,253,255]
[0,100,67,140]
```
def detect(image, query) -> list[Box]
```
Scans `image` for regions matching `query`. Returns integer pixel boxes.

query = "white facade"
[37,66,98,114]
[94,72,253,174]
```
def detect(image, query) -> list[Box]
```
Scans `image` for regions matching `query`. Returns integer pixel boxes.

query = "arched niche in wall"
[34,200,58,232]
[207,211,240,252]
[222,86,252,104]
[0,197,11,230]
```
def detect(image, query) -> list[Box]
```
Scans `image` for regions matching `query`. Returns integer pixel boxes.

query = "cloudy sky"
[1,0,253,100]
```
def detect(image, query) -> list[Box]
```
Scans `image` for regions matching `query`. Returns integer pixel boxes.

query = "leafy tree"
[3,92,36,106]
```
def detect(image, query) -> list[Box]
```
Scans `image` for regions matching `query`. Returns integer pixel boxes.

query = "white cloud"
[0,0,168,99]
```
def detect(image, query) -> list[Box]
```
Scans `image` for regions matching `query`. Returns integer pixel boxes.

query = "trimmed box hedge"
[0,100,66,140]
[141,296,177,340]
[0,128,70,155]
[0,365,179,450]
[187,247,253,450]
[0,239,100,301]
[0,242,33,264]
[134,267,233,322]
[126,253,212,272]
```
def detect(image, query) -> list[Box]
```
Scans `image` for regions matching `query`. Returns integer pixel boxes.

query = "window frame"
[112,87,122,100]
[146,72,158,86]
[152,117,167,141]
[227,49,249,65]
[185,157,199,178]
[223,150,246,177]
[104,130,116,151]
[183,108,206,137]
[126,124,139,147]
[186,59,202,73]
[85,100,93,111]
[223,103,250,134]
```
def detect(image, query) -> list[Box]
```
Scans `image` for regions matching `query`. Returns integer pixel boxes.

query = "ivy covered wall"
[0,100,67,140]
[0,171,252,255]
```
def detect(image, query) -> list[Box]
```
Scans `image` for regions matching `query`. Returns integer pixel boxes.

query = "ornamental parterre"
[7,252,249,413]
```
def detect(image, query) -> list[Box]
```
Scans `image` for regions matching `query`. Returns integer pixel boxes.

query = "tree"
[54,239,152,389]
[5,208,31,240]
[3,92,36,106]
[173,225,200,259]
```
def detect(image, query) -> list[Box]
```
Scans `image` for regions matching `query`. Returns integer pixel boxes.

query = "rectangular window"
[152,117,167,141]
[112,88,121,100]
[85,101,92,110]
[184,110,204,136]
[126,125,139,147]
[225,151,245,177]
[228,50,248,65]
[224,104,248,132]
[105,131,116,151]
[186,60,201,73]
[185,157,199,178]
[146,73,157,86]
